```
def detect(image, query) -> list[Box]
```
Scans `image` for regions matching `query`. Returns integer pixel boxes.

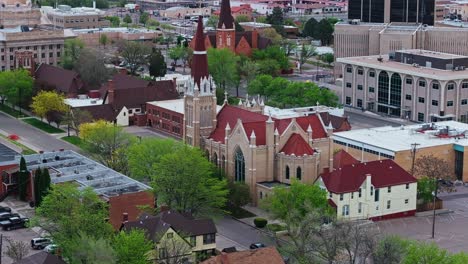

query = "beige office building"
[334,22,468,76]
[0,0,41,28]
[41,6,110,29]
[338,49,468,123]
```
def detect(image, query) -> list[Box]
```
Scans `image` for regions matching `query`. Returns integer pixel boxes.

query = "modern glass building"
[348,0,385,23]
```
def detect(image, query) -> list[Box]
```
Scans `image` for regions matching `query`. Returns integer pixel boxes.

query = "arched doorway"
[212,152,218,166]
[234,147,245,182]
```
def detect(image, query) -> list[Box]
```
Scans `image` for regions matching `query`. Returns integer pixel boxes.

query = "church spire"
[217,0,234,29]
[191,16,209,88]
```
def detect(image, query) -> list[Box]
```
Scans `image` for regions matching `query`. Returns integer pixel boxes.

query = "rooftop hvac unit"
[90,100,97,104]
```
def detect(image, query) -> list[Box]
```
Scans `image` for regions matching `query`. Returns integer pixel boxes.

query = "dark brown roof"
[205,31,271,50]
[75,104,117,122]
[34,64,83,94]
[122,210,216,242]
[218,0,235,29]
[319,112,351,132]
[100,73,150,95]
[14,251,66,264]
[202,247,285,264]
[192,16,209,87]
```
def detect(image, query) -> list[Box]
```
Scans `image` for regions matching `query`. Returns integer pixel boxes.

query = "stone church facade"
[184,17,333,204]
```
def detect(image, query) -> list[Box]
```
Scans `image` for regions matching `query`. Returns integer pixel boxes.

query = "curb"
[229,215,290,245]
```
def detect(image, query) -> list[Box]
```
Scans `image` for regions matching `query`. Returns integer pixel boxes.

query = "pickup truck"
[0,216,29,231]
[0,212,19,221]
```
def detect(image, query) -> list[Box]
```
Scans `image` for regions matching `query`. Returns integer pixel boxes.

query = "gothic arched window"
[285,166,290,179]
[296,167,302,180]
[234,147,245,182]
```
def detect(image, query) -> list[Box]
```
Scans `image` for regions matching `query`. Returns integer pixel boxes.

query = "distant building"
[34,64,85,97]
[319,150,417,221]
[202,247,285,264]
[333,120,468,182]
[213,4,253,20]
[41,5,110,29]
[161,6,211,19]
[122,210,217,263]
[338,49,468,122]
[0,150,154,229]
[0,0,41,28]
[74,27,162,47]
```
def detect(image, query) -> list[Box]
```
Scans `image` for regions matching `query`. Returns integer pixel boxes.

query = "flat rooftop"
[264,105,344,119]
[333,121,468,153]
[148,99,223,114]
[337,54,468,80]
[0,150,150,198]
[65,98,104,107]
[396,49,468,60]
[73,27,159,34]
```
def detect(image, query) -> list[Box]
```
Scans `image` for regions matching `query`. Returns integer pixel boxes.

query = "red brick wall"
[108,191,154,229]
[146,104,184,139]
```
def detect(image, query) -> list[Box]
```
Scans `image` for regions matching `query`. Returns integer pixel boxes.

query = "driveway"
[0,112,78,152]
[377,186,468,253]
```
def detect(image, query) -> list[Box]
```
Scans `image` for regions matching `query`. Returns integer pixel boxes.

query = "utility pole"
[410,143,420,175]
[0,233,3,264]
[431,178,439,239]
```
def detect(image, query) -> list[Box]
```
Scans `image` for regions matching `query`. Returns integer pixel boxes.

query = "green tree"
[0,69,33,115]
[247,74,273,96]
[267,7,285,35]
[33,184,114,261]
[33,168,51,207]
[207,48,239,92]
[256,59,281,76]
[79,120,135,174]
[298,45,316,73]
[236,57,258,96]
[235,15,250,23]
[139,12,150,26]
[417,177,436,203]
[67,108,93,136]
[120,41,151,75]
[152,145,228,217]
[113,230,154,264]
[18,156,29,201]
[61,38,85,70]
[99,34,108,47]
[123,14,132,25]
[30,91,67,124]
[317,19,334,46]
[148,49,167,79]
[403,241,451,264]
[280,39,297,57]
[75,49,111,89]
[206,15,219,28]
[227,181,251,208]
[320,53,334,66]
[259,28,282,45]
[252,46,290,70]
[168,45,185,68]
[127,138,181,181]
[105,16,120,27]
[262,180,330,221]
[303,17,318,38]
[373,236,409,264]
[66,232,116,264]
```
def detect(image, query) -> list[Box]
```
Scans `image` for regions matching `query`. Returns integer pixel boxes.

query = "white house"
[318,152,417,221]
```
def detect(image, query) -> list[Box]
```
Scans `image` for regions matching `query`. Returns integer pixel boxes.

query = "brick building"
[147,99,185,138]
[213,4,253,20]
[41,6,110,29]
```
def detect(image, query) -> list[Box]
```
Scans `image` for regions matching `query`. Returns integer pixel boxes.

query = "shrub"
[267,223,287,232]
[254,218,268,228]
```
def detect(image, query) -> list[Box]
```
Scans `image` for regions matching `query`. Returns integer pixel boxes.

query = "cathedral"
[190,0,271,56]
[184,17,334,204]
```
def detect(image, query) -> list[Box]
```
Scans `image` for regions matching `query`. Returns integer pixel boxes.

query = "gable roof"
[332,150,359,169]
[74,104,117,122]
[201,247,285,264]
[203,31,271,50]
[35,64,82,94]
[209,105,328,145]
[14,251,66,264]
[319,112,351,132]
[122,210,216,242]
[321,159,417,194]
[280,133,314,156]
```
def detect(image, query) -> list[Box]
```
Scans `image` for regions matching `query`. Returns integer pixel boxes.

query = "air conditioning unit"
[90,100,97,104]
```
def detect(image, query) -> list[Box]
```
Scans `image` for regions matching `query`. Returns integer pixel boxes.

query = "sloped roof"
[209,105,327,145]
[192,16,209,88]
[332,150,358,169]
[319,112,351,132]
[75,104,117,122]
[111,80,179,109]
[321,160,417,194]
[204,31,271,50]
[14,251,66,264]
[34,64,81,94]
[218,0,235,29]
[201,247,285,264]
[122,210,216,242]
[280,133,314,156]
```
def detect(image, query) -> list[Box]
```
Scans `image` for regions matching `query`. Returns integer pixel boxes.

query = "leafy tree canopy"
[0,69,34,108]
[113,230,153,264]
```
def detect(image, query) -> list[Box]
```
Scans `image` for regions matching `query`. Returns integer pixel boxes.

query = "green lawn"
[61,136,85,148]
[0,133,36,155]
[0,104,29,118]
[22,118,64,134]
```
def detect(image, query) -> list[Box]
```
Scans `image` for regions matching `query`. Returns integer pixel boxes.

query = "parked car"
[31,238,53,250]
[0,212,18,221]
[0,206,11,213]
[1,216,29,231]
[249,243,266,249]
[43,244,59,254]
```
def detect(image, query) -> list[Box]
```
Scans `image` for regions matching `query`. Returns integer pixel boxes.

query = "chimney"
[172,77,177,92]
[107,79,115,104]
[252,29,258,49]
[122,212,129,222]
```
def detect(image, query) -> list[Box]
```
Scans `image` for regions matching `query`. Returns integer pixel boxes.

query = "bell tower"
[184,16,217,147]
[216,0,236,52]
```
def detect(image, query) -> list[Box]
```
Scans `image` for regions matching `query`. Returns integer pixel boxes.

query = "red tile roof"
[321,160,417,194]
[333,150,358,169]
[280,133,314,156]
[201,247,285,264]
[209,105,327,145]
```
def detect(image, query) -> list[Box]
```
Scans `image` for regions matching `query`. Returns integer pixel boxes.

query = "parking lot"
[377,186,468,253]
[0,197,41,264]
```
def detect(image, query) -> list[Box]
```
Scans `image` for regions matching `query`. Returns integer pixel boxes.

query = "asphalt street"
[0,112,79,152]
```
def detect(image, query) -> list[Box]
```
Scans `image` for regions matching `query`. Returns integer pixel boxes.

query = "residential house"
[213,4,253,20]
[201,247,285,264]
[34,64,85,98]
[13,251,66,264]
[121,210,217,263]
[318,150,417,221]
